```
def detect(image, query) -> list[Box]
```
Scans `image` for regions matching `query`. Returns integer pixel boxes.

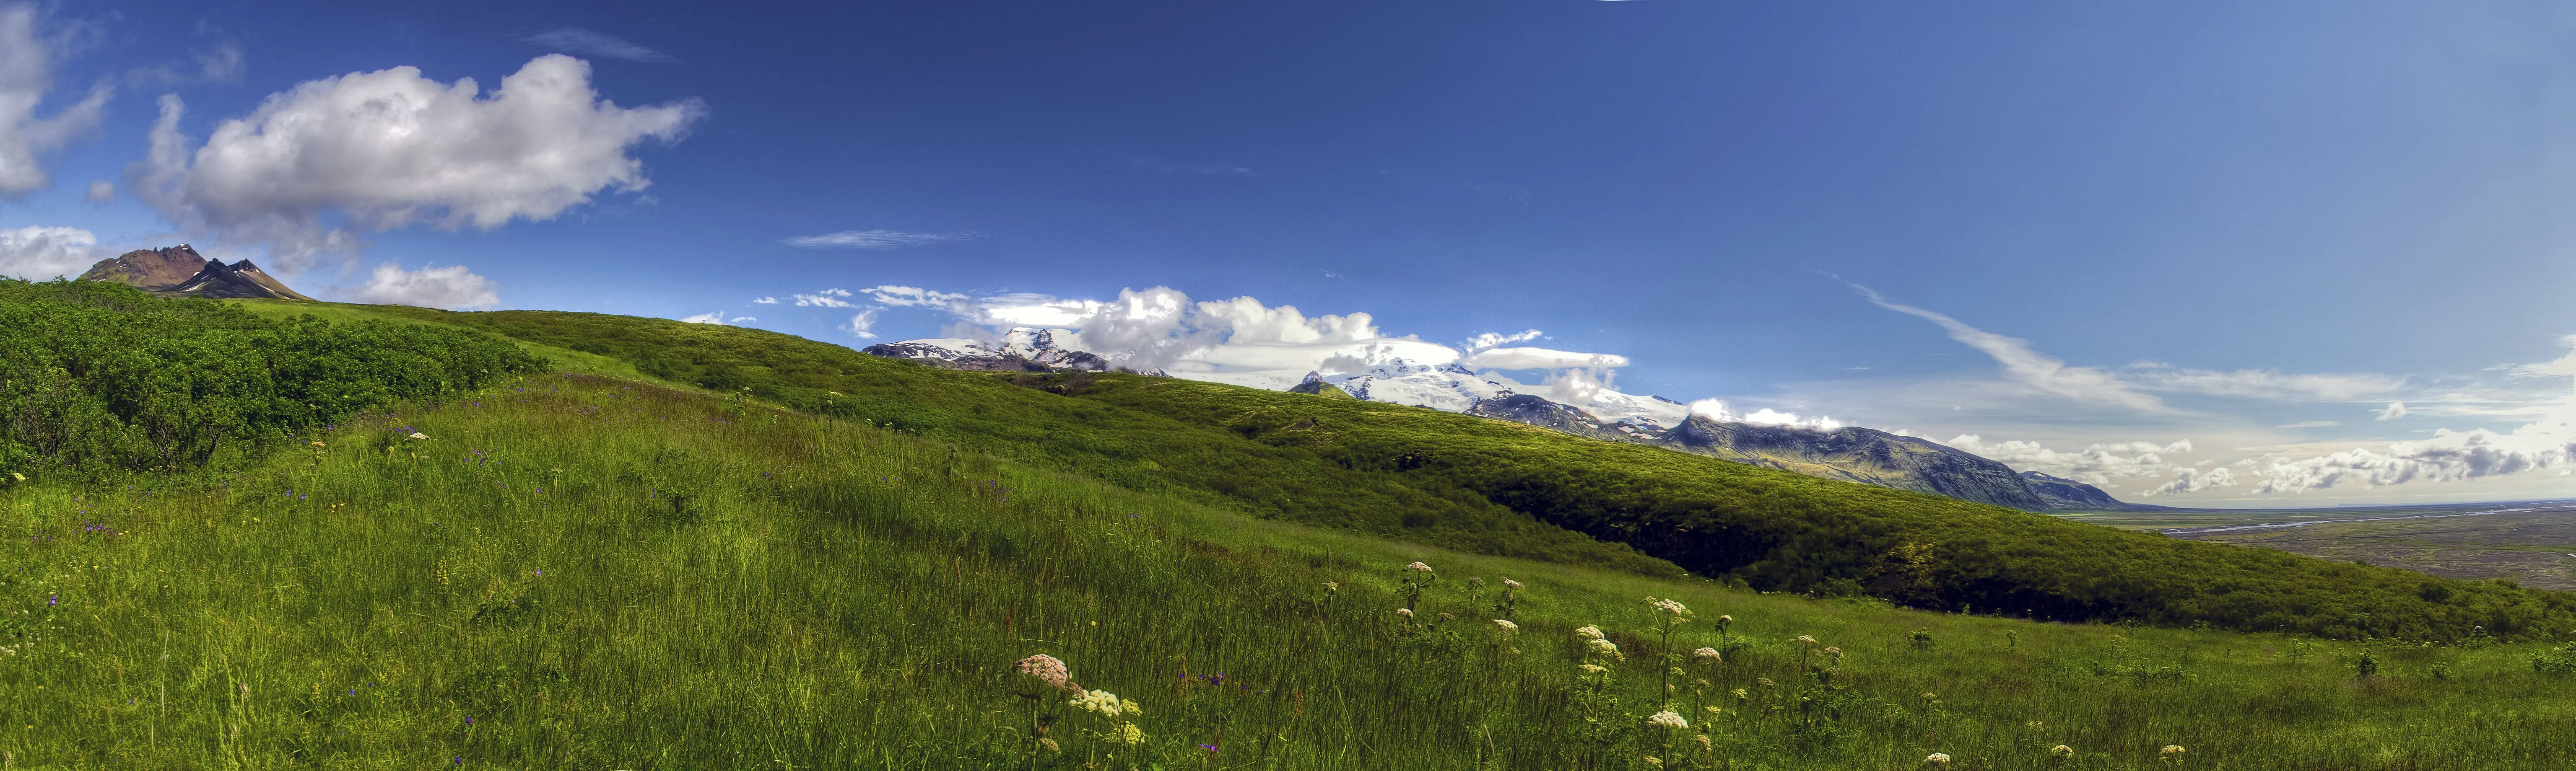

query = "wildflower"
[8,473,22,482]
[1405,561,1433,572]
[2161,745,2186,764]
[1651,598,1689,616]
[1015,654,1078,692]
[1112,723,1145,745]
[1038,737,1060,752]
[1729,687,1749,699]
[1716,614,1732,623]
[1579,664,1608,674]
[1071,690,1127,717]
[1574,625,1605,640]
[1439,612,1456,621]
[1588,638,1623,659]
[1823,646,1844,660]
[1502,578,1524,590]
[2051,745,2075,758]
[1926,753,1952,765]
[1647,710,1689,730]
[1494,619,1519,633]
[2162,745,2185,756]
[309,441,326,448]
[408,432,431,440]
[1794,635,1817,644]
[1642,758,1663,768]
[1693,647,1721,660]
[1322,581,1338,592]
[1922,692,1938,701]
[1695,734,1712,750]
[1396,608,1414,618]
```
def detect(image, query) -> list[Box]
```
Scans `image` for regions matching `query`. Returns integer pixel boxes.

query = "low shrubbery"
[0,281,543,477]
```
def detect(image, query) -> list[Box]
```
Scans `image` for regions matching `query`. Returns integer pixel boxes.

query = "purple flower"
[1198,743,1220,753]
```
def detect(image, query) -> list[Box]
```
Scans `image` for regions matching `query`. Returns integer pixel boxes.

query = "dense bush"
[0,280,543,477]
[319,305,2576,641]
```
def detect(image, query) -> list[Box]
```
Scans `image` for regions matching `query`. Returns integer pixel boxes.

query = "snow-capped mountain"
[861,329,1109,372]
[860,328,2161,511]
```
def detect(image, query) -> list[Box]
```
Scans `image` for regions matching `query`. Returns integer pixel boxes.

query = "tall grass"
[3,374,2572,769]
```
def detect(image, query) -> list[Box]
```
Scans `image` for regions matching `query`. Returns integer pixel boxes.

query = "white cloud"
[0,5,113,199]
[2276,421,2341,429]
[1463,346,1631,371]
[1464,329,1543,352]
[793,290,857,308]
[680,311,726,325]
[2148,467,2238,496]
[339,264,499,310]
[2377,401,2408,421]
[519,29,678,63]
[0,225,103,279]
[1944,434,2192,487]
[2122,365,2405,401]
[782,230,980,250]
[83,179,109,202]
[842,308,881,339]
[2253,343,2576,493]
[132,54,703,265]
[1854,285,2169,412]
[752,296,778,304]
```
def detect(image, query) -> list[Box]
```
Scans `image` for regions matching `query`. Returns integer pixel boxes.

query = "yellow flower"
[1113,723,1144,745]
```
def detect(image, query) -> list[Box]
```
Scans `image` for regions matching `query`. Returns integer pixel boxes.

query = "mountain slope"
[1650,416,2049,510]
[75,244,314,300]
[265,302,2576,641]
[871,334,2163,512]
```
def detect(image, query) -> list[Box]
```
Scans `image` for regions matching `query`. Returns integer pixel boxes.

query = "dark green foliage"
[0,280,543,476]
[271,304,2576,641]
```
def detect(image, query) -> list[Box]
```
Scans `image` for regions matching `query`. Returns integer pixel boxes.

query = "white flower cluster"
[1646,710,1689,730]
[1692,647,1722,660]
[1574,625,1605,641]
[1493,619,1518,633]
[1649,598,1689,616]
[1405,561,1433,572]
[1071,689,1138,718]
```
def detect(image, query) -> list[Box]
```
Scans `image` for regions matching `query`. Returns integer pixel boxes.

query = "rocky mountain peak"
[74,245,314,301]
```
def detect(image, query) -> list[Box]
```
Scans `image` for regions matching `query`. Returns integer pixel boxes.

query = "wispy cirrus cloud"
[1854,284,2170,412]
[782,230,984,250]
[518,28,678,63]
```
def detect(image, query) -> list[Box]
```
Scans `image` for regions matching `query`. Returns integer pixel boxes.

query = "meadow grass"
[4,373,2573,769]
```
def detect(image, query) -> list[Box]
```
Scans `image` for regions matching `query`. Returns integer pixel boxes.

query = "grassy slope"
[6,373,2574,770]
[238,302,2576,642]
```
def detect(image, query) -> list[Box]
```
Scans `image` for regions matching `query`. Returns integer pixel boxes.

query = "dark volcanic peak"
[75,245,314,301]
[77,245,212,289]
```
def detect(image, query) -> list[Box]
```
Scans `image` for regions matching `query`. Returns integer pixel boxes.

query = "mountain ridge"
[75,245,314,301]
[874,334,2170,512]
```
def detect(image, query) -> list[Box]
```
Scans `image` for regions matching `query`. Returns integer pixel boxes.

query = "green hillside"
[2,285,2573,768]
[237,300,2576,642]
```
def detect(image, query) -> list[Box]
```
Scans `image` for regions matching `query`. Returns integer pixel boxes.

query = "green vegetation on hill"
[8,372,2576,769]
[0,282,543,477]
[300,303,2576,642]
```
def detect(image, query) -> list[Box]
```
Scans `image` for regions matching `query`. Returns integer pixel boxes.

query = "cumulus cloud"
[1944,434,2193,487]
[0,225,104,279]
[1683,398,1843,429]
[682,311,757,326]
[132,54,703,265]
[2276,421,2341,429]
[0,5,113,199]
[752,296,778,304]
[2148,467,2237,496]
[519,28,678,63]
[2377,401,2408,421]
[783,230,981,249]
[2253,343,2576,493]
[83,179,108,202]
[339,264,500,310]
[1854,285,2168,412]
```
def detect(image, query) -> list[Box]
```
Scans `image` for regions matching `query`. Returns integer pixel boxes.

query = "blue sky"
[5,0,2574,506]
